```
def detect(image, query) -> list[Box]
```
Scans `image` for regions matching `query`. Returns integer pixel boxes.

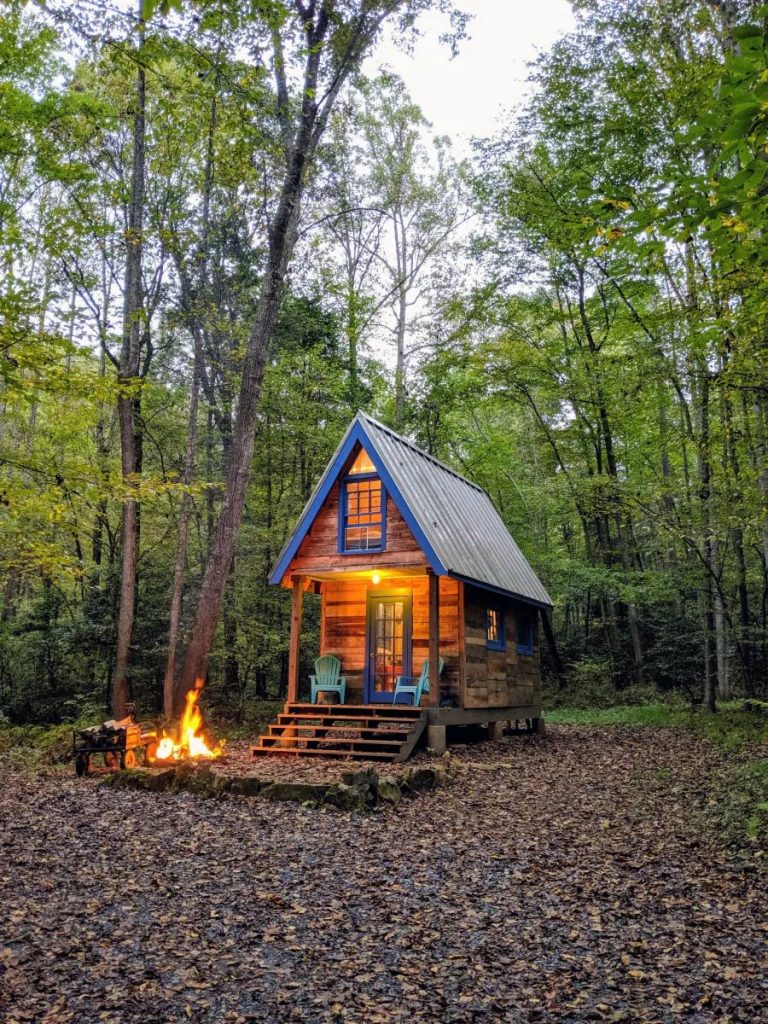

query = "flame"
[153,686,224,761]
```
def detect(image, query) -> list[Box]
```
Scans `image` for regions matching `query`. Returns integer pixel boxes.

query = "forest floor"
[1,724,766,1024]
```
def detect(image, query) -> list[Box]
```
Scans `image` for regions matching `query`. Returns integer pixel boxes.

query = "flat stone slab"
[98,760,452,810]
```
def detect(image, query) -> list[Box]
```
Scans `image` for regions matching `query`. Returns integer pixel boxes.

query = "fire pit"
[153,686,224,763]
[72,704,157,776]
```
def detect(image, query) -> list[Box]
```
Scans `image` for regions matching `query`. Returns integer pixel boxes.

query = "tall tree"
[173,1,465,713]
[112,3,148,717]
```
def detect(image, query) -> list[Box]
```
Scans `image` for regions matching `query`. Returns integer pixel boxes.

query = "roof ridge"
[356,411,485,494]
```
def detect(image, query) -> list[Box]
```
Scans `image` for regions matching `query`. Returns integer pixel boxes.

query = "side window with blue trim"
[485,607,505,650]
[516,613,534,654]
[339,448,386,553]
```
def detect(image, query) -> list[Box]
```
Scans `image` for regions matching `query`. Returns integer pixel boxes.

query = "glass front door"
[365,592,412,703]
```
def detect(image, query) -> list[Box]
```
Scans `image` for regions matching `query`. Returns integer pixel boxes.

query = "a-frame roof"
[269,411,553,609]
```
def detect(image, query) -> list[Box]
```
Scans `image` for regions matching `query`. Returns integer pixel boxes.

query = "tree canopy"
[1,0,767,723]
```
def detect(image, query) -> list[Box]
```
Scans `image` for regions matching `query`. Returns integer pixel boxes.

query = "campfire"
[154,686,224,762]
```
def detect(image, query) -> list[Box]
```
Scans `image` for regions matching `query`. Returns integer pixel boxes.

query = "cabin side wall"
[321,575,460,704]
[463,586,541,710]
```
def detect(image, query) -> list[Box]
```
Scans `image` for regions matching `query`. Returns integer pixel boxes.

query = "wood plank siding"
[281,481,428,581]
[463,585,540,709]
[320,576,461,704]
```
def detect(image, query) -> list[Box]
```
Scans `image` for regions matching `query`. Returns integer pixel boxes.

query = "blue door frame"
[364,590,412,704]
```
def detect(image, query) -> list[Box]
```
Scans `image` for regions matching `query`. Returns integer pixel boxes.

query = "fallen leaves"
[0,725,765,1023]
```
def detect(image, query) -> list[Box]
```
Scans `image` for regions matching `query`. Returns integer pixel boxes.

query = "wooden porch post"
[457,580,466,708]
[428,569,440,706]
[287,575,304,703]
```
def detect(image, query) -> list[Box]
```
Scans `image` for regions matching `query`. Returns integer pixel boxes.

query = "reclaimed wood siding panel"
[320,576,460,704]
[411,576,460,702]
[464,587,541,709]
[321,578,368,701]
[283,483,428,580]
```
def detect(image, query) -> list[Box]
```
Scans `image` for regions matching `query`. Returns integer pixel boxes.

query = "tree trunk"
[755,389,768,577]
[722,388,751,691]
[163,357,200,718]
[173,81,315,712]
[347,284,360,412]
[170,2,414,713]
[112,9,146,717]
[163,80,219,719]
[711,537,729,699]
[697,370,718,712]
[393,211,408,429]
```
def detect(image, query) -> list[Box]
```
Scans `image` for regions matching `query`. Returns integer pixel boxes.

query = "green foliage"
[3,0,768,728]
[709,758,768,852]
[0,722,76,770]
[419,0,768,705]
[547,702,768,748]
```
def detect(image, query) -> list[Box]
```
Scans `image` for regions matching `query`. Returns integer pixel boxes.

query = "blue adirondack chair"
[310,655,347,704]
[392,657,444,707]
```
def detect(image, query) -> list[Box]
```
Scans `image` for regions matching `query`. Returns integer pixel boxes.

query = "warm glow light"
[372,573,381,585]
[153,685,224,762]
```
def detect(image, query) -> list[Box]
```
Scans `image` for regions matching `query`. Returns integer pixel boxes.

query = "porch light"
[372,573,381,585]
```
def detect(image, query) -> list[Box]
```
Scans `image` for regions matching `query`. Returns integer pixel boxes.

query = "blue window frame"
[338,473,386,553]
[486,607,505,651]
[517,613,534,654]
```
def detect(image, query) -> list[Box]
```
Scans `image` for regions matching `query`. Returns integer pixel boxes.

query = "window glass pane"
[487,609,499,643]
[343,476,383,551]
[486,608,505,648]
[345,528,364,550]
[349,448,376,474]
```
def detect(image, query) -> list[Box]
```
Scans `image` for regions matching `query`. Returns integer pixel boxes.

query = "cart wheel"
[121,749,137,770]
[75,753,90,778]
[144,741,158,765]
[103,751,117,770]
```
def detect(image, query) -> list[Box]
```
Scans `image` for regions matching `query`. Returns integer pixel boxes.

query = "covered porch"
[279,566,453,757]
[288,568,456,707]
[250,567,541,761]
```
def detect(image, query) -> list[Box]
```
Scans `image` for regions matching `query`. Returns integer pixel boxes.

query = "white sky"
[368,0,576,153]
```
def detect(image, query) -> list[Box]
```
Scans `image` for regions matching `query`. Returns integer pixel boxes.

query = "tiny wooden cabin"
[251,412,552,762]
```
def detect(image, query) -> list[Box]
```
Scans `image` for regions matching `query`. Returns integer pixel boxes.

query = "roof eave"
[447,571,554,611]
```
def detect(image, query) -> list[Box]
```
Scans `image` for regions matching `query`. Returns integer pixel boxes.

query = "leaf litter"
[0,725,765,1023]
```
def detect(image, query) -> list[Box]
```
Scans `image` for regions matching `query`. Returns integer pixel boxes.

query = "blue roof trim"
[451,573,553,611]
[269,419,447,585]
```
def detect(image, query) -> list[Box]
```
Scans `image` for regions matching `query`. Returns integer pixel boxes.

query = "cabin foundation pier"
[427,724,447,755]
[488,720,505,742]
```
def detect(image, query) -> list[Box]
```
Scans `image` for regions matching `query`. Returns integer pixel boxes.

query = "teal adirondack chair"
[392,657,444,707]
[310,655,347,704]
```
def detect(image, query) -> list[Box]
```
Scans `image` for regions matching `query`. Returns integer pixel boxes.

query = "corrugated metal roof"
[357,413,552,608]
[270,411,552,609]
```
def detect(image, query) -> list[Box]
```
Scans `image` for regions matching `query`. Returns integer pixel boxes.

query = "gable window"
[348,448,375,475]
[486,607,505,651]
[339,449,386,553]
[517,614,534,654]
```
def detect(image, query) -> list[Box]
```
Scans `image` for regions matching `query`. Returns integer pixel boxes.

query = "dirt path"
[1,726,765,1023]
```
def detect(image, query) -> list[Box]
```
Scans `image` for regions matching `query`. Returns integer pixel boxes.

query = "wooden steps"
[250,701,427,763]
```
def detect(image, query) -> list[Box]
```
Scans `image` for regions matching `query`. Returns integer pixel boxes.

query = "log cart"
[72,704,158,777]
